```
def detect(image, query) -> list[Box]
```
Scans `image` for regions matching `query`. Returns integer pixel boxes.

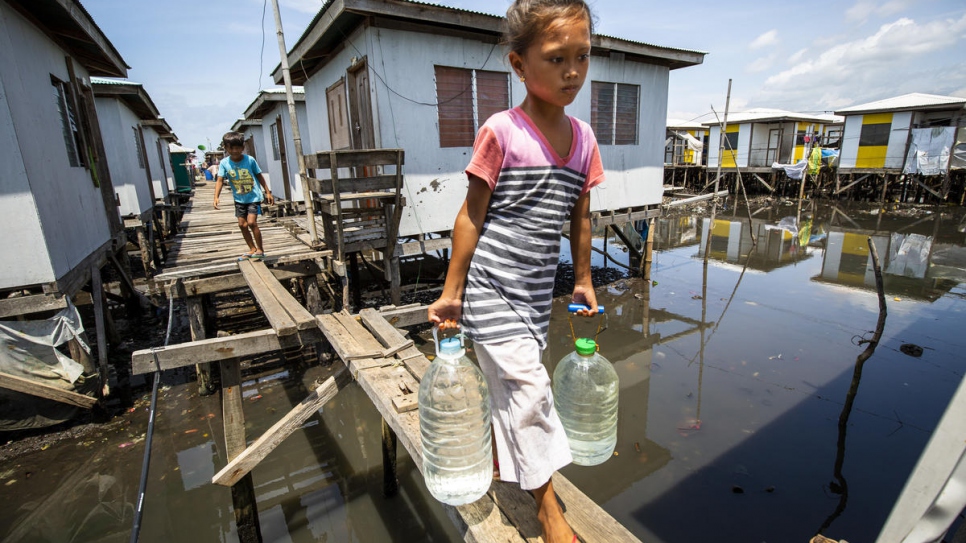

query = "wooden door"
[275,115,292,201]
[347,58,375,150]
[326,78,351,150]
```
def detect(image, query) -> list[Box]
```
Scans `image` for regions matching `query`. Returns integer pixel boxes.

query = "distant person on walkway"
[427,1,602,542]
[213,131,274,260]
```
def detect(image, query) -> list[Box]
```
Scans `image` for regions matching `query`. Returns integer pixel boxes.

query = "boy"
[213,131,274,260]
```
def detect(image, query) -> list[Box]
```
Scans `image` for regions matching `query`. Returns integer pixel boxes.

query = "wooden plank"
[155,250,332,282]
[551,473,642,542]
[307,174,399,194]
[212,373,346,487]
[131,329,282,375]
[392,393,417,413]
[0,294,68,319]
[315,314,383,361]
[348,357,396,374]
[305,149,402,169]
[238,260,298,336]
[90,265,109,396]
[0,371,98,409]
[333,311,387,354]
[179,262,322,297]
[359,308,414,353]
[249,261,317,330]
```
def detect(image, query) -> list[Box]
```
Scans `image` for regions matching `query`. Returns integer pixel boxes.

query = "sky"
[82,0,966,153]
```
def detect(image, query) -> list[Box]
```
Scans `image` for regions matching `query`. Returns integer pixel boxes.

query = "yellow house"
[703,109,841,171]
[834,93,966,200]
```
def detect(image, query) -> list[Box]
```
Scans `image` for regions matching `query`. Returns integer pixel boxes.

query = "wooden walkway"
[132,180,642,542]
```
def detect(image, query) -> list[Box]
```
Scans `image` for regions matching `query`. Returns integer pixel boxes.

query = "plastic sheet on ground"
[0,299,92,430]
[0,299,87,384]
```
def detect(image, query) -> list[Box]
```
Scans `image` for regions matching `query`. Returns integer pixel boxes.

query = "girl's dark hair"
[504,0,595,55]
[222,131,245,148]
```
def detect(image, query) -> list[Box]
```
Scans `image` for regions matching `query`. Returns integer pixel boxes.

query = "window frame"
[270,121,281,161]
[51,75,83,167]
[435,66,510,148]
[591,81,640,146]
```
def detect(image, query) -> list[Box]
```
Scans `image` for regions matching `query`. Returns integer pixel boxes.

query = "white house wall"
[0,67,53,288]
[886,111,912,169]
[303,26,669,237]
[0,4,113,287]
[96,97,154,217]
[260,102,311,202]
[143,126,171,201]
[840,116,862,168]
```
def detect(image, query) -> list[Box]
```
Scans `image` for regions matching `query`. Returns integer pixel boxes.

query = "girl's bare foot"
[533,478,575,543]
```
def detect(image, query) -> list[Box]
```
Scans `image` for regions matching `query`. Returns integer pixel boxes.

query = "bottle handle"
[432,324,465,358]
[568,303,605,314]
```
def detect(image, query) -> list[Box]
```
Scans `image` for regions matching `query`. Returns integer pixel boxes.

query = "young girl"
[427,1,601,541]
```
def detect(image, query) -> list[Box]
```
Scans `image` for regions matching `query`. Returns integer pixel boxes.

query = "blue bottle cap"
[439,337,463,356]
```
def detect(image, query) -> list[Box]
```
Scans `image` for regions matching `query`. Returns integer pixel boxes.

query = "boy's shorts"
[234,202,262,218]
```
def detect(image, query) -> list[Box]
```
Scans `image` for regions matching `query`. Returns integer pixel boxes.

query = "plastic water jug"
[553,312,619,466]
[419,328,492,505]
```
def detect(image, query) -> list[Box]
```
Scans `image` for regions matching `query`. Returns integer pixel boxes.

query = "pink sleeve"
[465,126,504,190]
[582,139,605,195]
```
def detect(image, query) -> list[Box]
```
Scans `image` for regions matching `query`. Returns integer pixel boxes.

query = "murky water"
[1,200,965,542]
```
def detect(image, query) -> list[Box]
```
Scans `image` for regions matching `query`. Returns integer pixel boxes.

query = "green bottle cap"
[574,338,597,356]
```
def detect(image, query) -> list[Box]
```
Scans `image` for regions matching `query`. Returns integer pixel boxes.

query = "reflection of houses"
[238,87,311,202]
[92,77,177,275]
[276,0,705,238]
[698,217,814,270]
[813,227,966,302]
[834,93,966,202]
[654,215,701,251]
[704,109,842,192]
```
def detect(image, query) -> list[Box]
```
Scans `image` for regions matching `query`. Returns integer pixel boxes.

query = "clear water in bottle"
[553,337,619,466]
[419,332,492,505]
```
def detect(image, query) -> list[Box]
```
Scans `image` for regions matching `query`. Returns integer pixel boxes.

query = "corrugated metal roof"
[701,108,842,126]
[90,77,142,86]
[834,93,966,115]
[667,118,706,130]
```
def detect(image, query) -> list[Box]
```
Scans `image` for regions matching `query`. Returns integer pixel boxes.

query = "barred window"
[435,66,510,147]
[133,127,145,169]
[52,76,82,167]
[270,121,281,160]
[591,82,639,145]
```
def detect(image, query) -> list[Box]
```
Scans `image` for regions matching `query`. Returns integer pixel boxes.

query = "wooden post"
[219,342,262,543]
[186,295,215,396]
[135,225,154,278]
[68,337,96,375]
[110,252,141,317]
[644,217,655,281]
[382,418,399,496]
[90,265,110,397]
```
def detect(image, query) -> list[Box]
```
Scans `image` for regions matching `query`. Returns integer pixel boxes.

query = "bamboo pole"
[270,0,318,245]
[705,79,732,261]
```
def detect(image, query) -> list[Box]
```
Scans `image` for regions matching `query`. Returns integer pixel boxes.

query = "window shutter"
[436,66,475,147]
[615,84,639,145]
[591,81,615,145]
[476,70,509,126]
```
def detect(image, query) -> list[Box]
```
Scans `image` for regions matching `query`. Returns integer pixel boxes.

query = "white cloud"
[788,48,808,64]
[746,54,778,73]
[846,0,914,22]
[764,14,966,86]
[952,88,966,99]
[749,30,778,50]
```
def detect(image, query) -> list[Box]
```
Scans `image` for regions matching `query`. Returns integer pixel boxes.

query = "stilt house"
[238,87,311,202]
[274,0,705,238]
[665,119,707,166]
[231,118,265,163]
[834,93,966,201]
[91,77,178,274]
[704,109,842,171]
[0,0,129,298]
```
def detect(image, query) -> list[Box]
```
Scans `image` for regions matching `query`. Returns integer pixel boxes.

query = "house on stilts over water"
[91,77,179,278]
[833,92,966,204]
[274,0,706,261]
[234,87,312,206]
[0,0,180,428]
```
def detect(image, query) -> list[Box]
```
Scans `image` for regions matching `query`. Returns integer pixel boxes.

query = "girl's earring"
[519,75,526,83]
